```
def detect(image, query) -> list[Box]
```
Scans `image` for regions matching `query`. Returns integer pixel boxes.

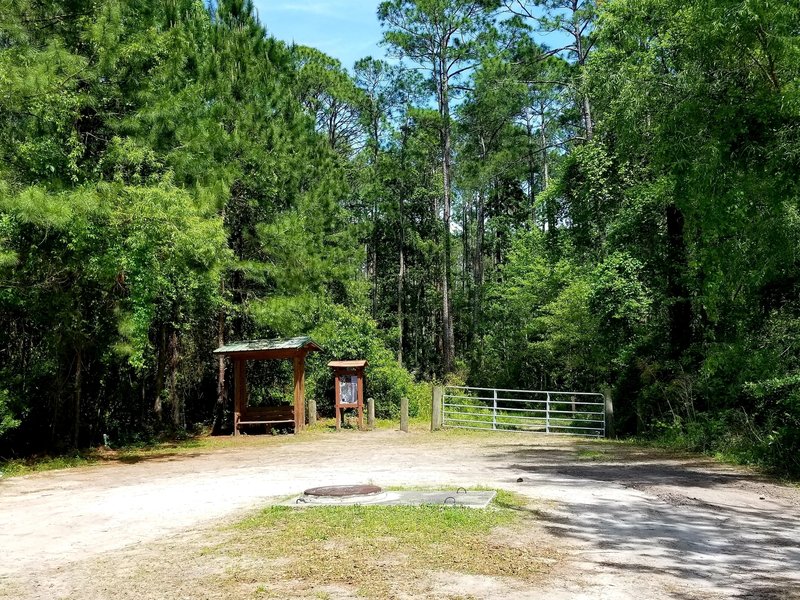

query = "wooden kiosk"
[329,360,367,430]
[213,336,321,435]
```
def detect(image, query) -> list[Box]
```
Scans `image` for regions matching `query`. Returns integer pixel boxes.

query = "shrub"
[308,305,419,419]
[0,389,21,438]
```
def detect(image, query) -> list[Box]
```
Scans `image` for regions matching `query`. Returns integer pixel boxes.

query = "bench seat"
[237,406,295,429]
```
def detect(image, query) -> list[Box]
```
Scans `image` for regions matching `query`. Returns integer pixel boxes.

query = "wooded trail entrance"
[440,385,606,437]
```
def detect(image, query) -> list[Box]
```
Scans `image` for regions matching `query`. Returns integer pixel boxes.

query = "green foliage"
[589,252,653,366]
[293,45,366,156]
[581,0,800,473]
[408,380,433,420]
[2,0,799,479]
[0,179,229,443]
[472,0,800,475]
[106,184,229,370]
[479,229,603,389]
[0,389,20,438]
[379,0,501,70]
[0,0,415,452]
[309,306,418,419]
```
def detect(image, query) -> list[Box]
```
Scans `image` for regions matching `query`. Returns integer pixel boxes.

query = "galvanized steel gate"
[441,385,606,438]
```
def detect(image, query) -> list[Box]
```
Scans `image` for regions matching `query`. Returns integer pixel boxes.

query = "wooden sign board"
[329,360,367,430]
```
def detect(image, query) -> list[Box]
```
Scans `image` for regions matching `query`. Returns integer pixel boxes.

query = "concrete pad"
[285,489,496,508]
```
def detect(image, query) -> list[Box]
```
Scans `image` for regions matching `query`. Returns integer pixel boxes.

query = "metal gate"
[442,385,606,438]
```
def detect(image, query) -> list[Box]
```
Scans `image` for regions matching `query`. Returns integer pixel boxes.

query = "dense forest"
[1,0,798,474]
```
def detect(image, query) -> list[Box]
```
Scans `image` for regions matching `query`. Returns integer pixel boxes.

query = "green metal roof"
[213,336,322,355]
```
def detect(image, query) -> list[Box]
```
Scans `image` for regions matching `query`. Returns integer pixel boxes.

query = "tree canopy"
[1,0,799,475]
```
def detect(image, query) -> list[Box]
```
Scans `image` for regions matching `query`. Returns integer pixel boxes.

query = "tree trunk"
[372,113,380,320]
[540,111,550,189]
[528,133,536,214]
[473,188,485,339]
[372,196,379,320]
[439,55,455,374]
[154,325,166,422]
[397,118,410,367]
[540,113,557,237]
[462,195,469,298]
[398,239,405,367]
[582,93,594,141]
[212,299,227,435]
[72,349,82,449]
[168,327,182,430]
[574,9,594,141]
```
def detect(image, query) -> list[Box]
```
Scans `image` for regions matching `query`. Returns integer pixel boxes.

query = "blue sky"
[250,1,573,72]
[252,1,385,70]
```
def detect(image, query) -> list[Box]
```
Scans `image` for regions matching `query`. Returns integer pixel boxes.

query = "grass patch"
[576,449,605,461]
[215,491,555,598]
[0,433,312,477]
[306,415,432,432]
[0,453,97,477]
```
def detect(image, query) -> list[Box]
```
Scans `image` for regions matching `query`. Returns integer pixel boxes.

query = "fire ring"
[303,484,383,498]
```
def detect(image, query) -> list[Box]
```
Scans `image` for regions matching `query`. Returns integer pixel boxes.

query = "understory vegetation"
[1,0,798,475]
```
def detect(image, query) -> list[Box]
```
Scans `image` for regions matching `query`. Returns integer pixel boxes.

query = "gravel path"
[1,429,798,599]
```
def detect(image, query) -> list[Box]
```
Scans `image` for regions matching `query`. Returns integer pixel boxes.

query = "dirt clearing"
[1,429,798,599]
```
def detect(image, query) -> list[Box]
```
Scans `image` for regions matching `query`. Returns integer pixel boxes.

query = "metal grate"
[442,385,605,438]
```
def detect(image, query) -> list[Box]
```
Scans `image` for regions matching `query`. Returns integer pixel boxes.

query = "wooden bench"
[237,405,295,433]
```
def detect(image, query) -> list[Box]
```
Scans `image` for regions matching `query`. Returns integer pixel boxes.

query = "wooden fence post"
[603,387,615,438]
[400,396,409,432]
[367,397,375,430]
[431,386,443,431]
[308,398,317,427]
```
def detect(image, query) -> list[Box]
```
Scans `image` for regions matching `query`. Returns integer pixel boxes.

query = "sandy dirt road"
[1,429,798,599]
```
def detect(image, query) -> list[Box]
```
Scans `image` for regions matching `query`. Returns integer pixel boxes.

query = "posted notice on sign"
[339,375,358,404]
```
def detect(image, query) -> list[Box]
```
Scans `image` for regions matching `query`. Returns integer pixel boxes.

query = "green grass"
[0,453,97,477]
[576,449,605,461]
[236,503,514,541]
[303,414,432,433]
[215,489,554,598]
[0,433,300,477]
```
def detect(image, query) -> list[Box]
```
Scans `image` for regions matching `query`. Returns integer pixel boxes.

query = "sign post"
[329,360,368,430]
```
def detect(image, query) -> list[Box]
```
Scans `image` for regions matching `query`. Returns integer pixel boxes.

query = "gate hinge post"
[432,385,444,431]
[546,392,550,434]
[492,389,497,430]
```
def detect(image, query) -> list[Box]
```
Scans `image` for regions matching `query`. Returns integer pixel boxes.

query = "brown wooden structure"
[329,360,367,430]
[214,337,321,435]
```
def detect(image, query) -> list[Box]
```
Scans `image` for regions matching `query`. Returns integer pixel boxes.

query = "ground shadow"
[111,452,204,465]
[485,442,800,599]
